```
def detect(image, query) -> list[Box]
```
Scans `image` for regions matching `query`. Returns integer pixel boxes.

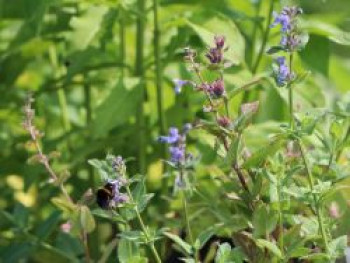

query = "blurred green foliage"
[0,0,350,262]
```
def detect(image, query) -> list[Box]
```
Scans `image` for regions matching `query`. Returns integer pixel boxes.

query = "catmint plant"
[89,154,162,263]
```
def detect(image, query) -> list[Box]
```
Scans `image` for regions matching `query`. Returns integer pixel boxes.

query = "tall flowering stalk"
[23,95,92,262]
[270,6,331,257]
[158,124,200,261]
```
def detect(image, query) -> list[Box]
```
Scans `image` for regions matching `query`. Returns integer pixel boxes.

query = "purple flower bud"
[217,116,231,128]
[173,79,188,94]
[210,79,225,98]
[214,35,225,49]
[206,48,223,64]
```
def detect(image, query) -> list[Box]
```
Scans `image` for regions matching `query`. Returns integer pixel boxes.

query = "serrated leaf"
[51,197,76,214]
[118,238,141,263]
[256,239,282,259]
[194,226,218,250]
[252,205,278,238]
[329,235,347,259]
[243,134,286,169]
[164,232,192,255]
[215,243,233,263]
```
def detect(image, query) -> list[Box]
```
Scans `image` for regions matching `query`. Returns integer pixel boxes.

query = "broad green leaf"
[33,243,79,263]
[119,231,145,243]
[92,77,141,137]
[118,238,141,263]
[329,235,347,259]
[79,205,96,233]
[300,18,350,46]
[194,226,219,249]
[252,204,278,238]
[51,197,76,214]
[256,239,282,259]
[68,5,109,50]
[186,16,245,65]
[215,243,234,263]
[164,232,192,255]
[300,35,330,77]
[35,211,61,240]
[243,134,286,169]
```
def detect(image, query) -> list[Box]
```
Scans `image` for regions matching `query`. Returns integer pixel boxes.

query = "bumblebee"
[96,182,114,209]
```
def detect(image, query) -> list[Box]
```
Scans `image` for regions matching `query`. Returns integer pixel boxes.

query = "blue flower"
[271,11,291,33]
[158,127,180,144]
[270,7,304,52]
[169,146,185,163]
[274,56,291,87]
[173,79,188,94]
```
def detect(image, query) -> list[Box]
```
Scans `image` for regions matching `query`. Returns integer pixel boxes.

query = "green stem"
[288,53,294,130]
[125,186,162,263]
[298,141,330,255]
[252,0,275,74]
[135,0,146,174]
[249,0,262,69]
[153,0,166,140]
[277,174,284,259]
[182,190,199,262]
[119,7,126,79]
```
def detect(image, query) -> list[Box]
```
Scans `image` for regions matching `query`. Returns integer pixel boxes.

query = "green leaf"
[215,243,233,263]
[35,211,61,240]
[252,204,278,238]
[33,243,79,263]
[92,77,142,138]
[51,197,76,214]
[194,226,218,250]
[68,5,109,50]
[225,135,240,164]
[300,35,330,77]
[164,232,192,255]
[266,45,286,54]
[119,231,145,243]
[233,101,260,133]
[79,205,96,233]
[186,16,245,65]
[118,238,141,263]
[92,208,126,224]
[300,18,350,46]
[329,235,347,259]
[256,239,282,259]
[243,134,286,169]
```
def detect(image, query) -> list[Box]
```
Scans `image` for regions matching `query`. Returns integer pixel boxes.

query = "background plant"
[1,0,350,262]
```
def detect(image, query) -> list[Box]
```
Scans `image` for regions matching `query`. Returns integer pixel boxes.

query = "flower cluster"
[270,6,305,87]
[206,35,225,64]
[158,125,191,165]
[208,79,225,98]
[271,6,303,51]
[273,56,293,87]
